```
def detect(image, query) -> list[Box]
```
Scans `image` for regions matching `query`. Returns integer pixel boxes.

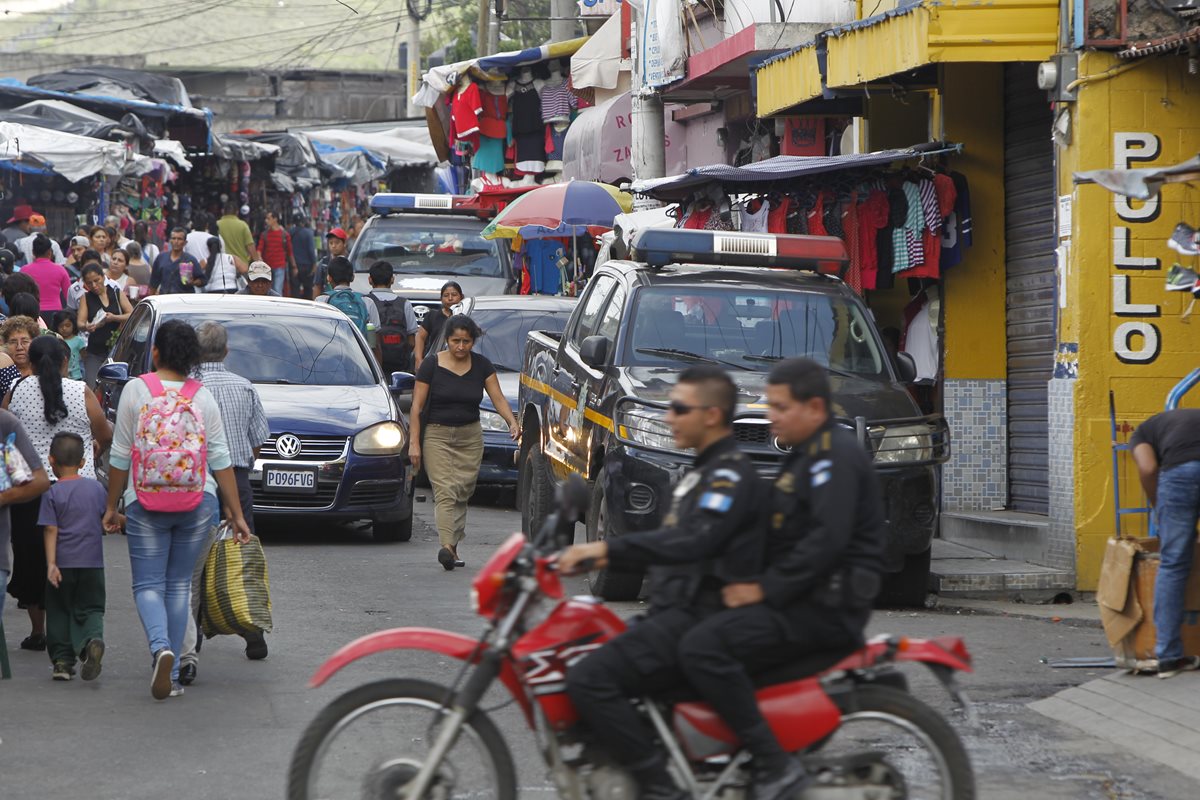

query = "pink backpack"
[131,374,208,512]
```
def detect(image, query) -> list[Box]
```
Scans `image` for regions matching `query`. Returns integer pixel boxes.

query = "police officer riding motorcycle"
[558,365,765,800]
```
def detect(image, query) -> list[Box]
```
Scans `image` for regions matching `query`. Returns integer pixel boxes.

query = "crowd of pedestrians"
[0,202,414,698]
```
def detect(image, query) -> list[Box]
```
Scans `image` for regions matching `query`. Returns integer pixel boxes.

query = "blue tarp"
[631,143,960,199]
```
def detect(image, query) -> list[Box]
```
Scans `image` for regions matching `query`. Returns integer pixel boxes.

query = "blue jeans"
[126,494,219,681]
[1153,461,1200,661]
[272,267,286,295]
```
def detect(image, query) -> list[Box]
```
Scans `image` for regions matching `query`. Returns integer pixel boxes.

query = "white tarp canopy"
[300,127,438,167]
[152,138,192,171]
[571,13,628,90]
[0,120,152,181]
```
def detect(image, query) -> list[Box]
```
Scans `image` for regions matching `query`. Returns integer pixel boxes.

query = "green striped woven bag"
[200,528,273,638]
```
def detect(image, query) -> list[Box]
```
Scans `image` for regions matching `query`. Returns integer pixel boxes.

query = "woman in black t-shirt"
[414,281,463,371]
[410,314,519,571]
[76,263,133,386]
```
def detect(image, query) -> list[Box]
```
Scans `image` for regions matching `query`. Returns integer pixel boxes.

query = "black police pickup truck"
[516,227,950,606]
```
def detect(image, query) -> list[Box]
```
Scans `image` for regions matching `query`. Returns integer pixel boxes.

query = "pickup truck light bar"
[631,228,849,275]
[369,193,474,215]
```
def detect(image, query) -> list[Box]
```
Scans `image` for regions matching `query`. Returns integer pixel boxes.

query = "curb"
[929,601,1104,630]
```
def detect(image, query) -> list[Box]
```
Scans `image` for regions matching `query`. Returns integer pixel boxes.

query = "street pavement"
[1,490,1197,799]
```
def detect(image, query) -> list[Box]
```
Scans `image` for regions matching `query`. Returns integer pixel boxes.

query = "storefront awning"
[414,37,591,108]
[0,120,153,181]
[756,42,823,115]
[755,0,1058,116]
[1075,155,1200,200]
[663,22,820,103]
[631,142,959,200]
[572,13,628,90]
[300,127,438,168]
[562,91,686,185]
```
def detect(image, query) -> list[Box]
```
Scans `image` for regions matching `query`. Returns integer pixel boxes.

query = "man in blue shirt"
[150,228,204,295]
[290,216,318,299]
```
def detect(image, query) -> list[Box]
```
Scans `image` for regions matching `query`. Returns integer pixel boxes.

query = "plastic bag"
[0,432,34,491]
[200,523,273,638]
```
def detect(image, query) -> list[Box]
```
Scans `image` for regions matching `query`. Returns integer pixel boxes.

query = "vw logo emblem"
[772,436,791,453]
[275,433,302,459]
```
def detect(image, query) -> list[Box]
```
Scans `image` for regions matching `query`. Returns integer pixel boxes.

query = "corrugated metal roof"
[1118,25,1200,59]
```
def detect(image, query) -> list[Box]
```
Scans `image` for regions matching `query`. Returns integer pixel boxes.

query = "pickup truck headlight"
[872,424,935,464]
[479,409,510,433]
[353,421,407,456]
[616,402,682,453]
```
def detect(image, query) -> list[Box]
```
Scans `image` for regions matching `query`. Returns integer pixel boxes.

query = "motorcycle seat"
[749,644,861,688]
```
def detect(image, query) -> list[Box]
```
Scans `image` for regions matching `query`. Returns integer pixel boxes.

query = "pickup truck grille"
[733,422,771,445]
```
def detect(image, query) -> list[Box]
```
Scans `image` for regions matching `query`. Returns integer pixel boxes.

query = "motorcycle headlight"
[615,401,683,453]
[353,421,407,456]
[479,408,509,433]
[872,424,934,464]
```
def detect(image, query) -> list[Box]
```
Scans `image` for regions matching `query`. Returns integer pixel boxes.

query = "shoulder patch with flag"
[699,491,735,513]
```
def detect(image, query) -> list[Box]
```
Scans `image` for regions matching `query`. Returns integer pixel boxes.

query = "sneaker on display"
[1166,263,1200,292]
[1168,222,1200,256]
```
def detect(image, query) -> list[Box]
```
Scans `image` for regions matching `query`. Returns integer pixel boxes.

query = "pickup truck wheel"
[372,513,413,543]
[585,479,644,601]
[877,546,932,608]
[521,447,554,539]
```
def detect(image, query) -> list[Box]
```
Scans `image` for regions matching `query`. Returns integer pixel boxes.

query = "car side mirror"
[97,362,130,385]
[579,336,610,369]
[894,352,918,384]
[390,371,415,394]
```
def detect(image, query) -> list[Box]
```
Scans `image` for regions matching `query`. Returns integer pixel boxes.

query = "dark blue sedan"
[425,294,576,490]
[95,295,415,542]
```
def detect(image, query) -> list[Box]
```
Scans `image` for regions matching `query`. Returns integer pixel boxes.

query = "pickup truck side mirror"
[894,352,918,384]
[580,336,610,369]
[97,362,130,385]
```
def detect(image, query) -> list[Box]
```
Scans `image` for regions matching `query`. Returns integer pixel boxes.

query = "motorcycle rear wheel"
[287,678,518,800]
[815,684,975,800]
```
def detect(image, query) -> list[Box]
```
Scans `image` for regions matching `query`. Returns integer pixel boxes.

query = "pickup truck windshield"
[174,313,378,386]
[352,217,503,278]
[625,287,887,378]
[468,308,573,372]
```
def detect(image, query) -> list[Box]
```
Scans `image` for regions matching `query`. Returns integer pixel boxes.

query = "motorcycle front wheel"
[287,678,518,800]
[812,684,975,800]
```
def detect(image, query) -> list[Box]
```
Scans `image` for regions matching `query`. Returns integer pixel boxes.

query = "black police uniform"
[677,422,886,768]
[566,435,764,773]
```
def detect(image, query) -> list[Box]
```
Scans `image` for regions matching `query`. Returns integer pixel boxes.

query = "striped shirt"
[195,362,270,469]
[540,81,577,122]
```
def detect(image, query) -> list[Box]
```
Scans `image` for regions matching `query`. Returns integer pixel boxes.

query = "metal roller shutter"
[1003,63,1056,514]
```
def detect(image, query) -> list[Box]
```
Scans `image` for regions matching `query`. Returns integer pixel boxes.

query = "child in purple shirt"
[41,432,111,681]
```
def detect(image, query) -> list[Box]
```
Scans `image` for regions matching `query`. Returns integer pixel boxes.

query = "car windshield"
[171,313,378,386]
[351,216,503,278]
[624,287,888,378]
[462,307,574,372]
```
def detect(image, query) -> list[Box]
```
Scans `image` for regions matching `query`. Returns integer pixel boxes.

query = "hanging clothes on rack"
[857,189,890,291]
[510,79,545,174]
[940,171,973,268]
[741,198,769,233]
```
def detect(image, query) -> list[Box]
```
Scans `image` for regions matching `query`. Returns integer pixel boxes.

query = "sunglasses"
[668,401,712,415]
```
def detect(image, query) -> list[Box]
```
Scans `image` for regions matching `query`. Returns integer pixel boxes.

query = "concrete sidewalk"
[931,539,1075,600]
[1031,669,1200,783]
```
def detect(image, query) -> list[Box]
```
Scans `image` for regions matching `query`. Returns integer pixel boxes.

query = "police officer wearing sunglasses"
[558,365,764,800]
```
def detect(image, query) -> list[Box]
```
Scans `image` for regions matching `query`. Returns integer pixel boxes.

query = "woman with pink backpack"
[102,320,253,700]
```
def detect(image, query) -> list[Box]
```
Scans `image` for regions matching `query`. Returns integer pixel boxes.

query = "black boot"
[750,757,811,800]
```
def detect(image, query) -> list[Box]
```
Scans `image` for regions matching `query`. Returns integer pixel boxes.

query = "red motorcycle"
[289,479,976,800]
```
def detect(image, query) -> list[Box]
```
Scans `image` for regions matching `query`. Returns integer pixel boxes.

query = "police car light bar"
[631,228,849,275]
[369,193,472,215]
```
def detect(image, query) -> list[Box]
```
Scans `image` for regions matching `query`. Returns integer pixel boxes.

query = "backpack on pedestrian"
[131,374,208,512]
[328,287,370,335]
[368,293,411,371]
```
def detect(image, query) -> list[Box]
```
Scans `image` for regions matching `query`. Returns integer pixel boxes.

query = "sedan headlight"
[479,408,510,433]
[615,401,682,453]
[353,421,407,456]
[872,424,935,464]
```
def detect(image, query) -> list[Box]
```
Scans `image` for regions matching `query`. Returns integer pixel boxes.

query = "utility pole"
[630,0,666,201]
[550,0,576,43]
[477,0,491,57]
[487,1,501,57]
[406,14,421,117]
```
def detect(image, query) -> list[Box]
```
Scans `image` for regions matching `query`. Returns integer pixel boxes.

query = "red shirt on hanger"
[857,190,890,290]
[450,82,483,148]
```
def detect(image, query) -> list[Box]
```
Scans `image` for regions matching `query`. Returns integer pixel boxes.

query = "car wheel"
[584,478,644,601]
[372,513,413,543]
[521,446,554,540]
[877,546,932,608]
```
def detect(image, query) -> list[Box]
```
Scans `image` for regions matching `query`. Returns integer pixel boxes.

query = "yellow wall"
[1060,52,1200,589]
[941,64,1008,380]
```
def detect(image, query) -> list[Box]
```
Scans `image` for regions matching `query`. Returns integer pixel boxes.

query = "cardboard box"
[1098,536,1200,671]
